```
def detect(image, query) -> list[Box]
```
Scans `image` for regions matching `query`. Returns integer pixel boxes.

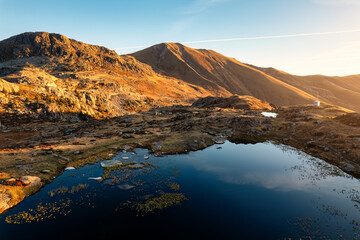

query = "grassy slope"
[131,43,317,106]
[250,66,360,112]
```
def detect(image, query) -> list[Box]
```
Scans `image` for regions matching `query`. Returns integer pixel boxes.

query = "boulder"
[100,160,122,168]
[117,183,135,190]
[213,137,225,144]
[21,176,41,186]
[344,164,355,172]
[128,163,144,169]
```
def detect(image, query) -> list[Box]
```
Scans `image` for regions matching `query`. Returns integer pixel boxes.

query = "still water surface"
[1,141,360,239]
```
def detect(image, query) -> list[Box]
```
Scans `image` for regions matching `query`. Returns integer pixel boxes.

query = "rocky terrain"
[132,43,360,112]
[1,32,359,122]
[0,32,360,215]
[0,95,359,214]
[0,32,214,121]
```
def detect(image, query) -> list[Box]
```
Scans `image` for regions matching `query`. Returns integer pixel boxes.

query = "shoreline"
[1,103,359,214]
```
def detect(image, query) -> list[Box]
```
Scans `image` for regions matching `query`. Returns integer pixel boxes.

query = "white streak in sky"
[115,29,360,51]
[182,29,360,44]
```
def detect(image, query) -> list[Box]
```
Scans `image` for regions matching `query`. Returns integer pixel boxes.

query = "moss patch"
[5,200,72,224]
[169,183,180,191]
[135,193,187,215]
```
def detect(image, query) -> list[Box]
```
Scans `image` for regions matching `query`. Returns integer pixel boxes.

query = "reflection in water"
[184,142,356,192]
[0,141,360,240]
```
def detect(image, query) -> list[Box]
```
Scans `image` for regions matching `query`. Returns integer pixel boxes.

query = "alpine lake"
[1,141,360,240]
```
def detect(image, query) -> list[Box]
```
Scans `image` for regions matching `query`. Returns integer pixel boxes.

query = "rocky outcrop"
[0,32,213,121]
[192,95,275,111]
[0,175,41,214]
[0,79,19,94]
[0,32,150,74]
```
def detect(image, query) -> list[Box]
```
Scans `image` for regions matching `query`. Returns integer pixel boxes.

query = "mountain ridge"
[0,32,358,120]
[131,42,359,112]
[131,42,318,106]
[0,32,214,121]
[249,65,360,112]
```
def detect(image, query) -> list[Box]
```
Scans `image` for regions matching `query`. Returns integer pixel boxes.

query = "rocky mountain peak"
[0,32,149,73]
[1,32,81,61]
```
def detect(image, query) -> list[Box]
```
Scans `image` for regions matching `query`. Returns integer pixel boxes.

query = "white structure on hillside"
[313,91,321,107]
[313,101,321,107]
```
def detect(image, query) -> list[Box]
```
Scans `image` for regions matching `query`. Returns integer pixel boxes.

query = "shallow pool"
[0,141,359,239]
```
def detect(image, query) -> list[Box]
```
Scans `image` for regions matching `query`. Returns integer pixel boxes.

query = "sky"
[0,0,359,76]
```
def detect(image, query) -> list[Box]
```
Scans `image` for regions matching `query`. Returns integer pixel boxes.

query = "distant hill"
[131,43,360,112]
[248,65,360,112]
[130,43,317,107]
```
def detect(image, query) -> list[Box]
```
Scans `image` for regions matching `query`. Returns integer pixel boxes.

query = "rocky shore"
[0,96,359,214]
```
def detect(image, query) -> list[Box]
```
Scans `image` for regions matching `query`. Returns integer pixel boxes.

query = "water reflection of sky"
[1,141,360,239]
[181,142,359,193]
[261,112,278,118]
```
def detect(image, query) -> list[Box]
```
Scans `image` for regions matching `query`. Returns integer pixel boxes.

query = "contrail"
[115,29,360,51]
[182,29,360,44]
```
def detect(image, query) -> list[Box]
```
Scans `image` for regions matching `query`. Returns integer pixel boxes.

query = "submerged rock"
[128,163,144,169]
[88,177,102,181]
[100,160,122,168]
[117,183,135,190]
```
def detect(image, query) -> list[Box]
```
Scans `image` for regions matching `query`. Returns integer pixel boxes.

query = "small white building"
[313,101,321,107]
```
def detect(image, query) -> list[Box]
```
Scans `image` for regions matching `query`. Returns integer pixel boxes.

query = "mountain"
[247,65,360,112]
[0,32,358,122]
[0,32,213,120]
[130,43,317,107]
